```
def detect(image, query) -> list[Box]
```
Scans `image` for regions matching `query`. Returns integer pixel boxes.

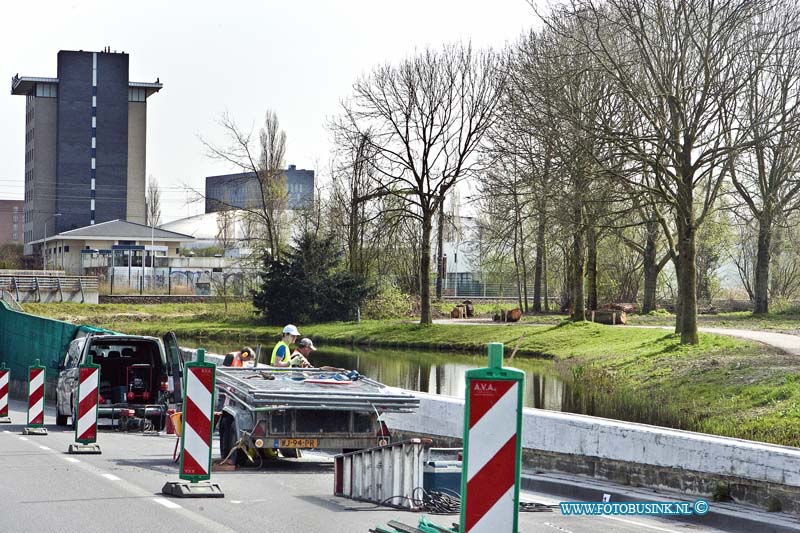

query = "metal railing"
[0,290,24,312]
[0,275,99,303]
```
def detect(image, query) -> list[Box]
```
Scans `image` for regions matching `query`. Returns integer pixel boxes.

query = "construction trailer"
[215,366,420,463]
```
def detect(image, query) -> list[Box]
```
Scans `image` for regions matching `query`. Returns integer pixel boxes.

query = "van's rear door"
[162,332,184,402]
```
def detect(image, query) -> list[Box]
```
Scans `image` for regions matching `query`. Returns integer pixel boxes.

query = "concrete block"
[68,443,101,454]
[162,481,224,498]
[22,427,47,436]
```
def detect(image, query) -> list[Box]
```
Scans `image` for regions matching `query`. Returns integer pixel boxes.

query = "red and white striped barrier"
[76,366,99,443]
[180,364,214,478]
[27,363,45,427]
[0,364,10,423]
[164,349,223,497]
[461,343,523,533]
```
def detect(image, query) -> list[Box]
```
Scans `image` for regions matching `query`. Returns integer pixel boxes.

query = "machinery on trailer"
[216,366,419,464]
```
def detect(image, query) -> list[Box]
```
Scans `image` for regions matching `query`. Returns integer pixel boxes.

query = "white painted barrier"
[383,391,800,488]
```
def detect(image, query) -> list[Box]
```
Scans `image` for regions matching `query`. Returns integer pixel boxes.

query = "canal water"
[182,338,568,410]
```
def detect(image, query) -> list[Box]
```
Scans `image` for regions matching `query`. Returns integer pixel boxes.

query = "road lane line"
[18,437,28,441]
[601,515,684,532]
[3,430,11,434]
[101,473,121,481]
[64,457,80,463]
[153,497,182,509]
[38,445,51,451]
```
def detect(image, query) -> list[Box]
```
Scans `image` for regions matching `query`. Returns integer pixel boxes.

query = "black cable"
[350,486,557,515]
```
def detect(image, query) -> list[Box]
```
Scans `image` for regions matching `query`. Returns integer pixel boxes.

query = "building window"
[12,233,18,241]
[35,83,57,98]
[64,246,70,252]
[128,88,146,102]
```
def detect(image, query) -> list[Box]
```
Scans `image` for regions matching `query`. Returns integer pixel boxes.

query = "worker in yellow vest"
[268,324,300,367]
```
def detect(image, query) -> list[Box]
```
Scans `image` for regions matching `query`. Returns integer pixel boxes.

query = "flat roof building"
[0,200,24,246]
[11,49,162,255]
[204,165,315,213]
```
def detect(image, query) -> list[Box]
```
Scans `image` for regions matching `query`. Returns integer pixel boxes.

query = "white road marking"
[101,473,121,481]
[230,500,242,504]
[543,523,573,533]
[18,437,28,441]
[153,497,182,509]
[64,457,80,463]
[601,515,684,532]
[38,445,51,451]
[3,430,11,434]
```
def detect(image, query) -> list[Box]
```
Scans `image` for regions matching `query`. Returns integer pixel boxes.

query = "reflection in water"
[182,338,566,410]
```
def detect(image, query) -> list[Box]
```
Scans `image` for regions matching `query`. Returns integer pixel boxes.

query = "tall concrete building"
[11,49,162,255]
[204,165,315,213]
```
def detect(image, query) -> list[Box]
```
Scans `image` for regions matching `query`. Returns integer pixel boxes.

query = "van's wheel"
[219,415,242,466]
[56,407,68,427]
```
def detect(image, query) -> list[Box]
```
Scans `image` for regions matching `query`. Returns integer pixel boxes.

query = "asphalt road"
[0,399,724,533]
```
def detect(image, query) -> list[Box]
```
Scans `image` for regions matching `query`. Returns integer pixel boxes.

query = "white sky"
[0,0,539,222]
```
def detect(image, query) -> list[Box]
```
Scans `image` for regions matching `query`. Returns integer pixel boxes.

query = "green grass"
[20,300,800,447]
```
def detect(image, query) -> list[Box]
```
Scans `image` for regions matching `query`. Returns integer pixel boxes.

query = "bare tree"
[550,0,774,342]
[341,44,505,324]
[726,3,800,314]
[201,110,288,261]
[146,175,161,227]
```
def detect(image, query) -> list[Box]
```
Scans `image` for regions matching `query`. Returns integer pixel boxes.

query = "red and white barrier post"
[460,343,524,533]
[162,349,223,498]
[69,353,101,454]
[0,363,10,424]
[23,359,47,435]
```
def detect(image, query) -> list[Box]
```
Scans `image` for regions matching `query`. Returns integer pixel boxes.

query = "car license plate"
[278,438,318,448]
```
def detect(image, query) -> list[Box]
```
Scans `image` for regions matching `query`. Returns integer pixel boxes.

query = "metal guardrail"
[0,275,99,303]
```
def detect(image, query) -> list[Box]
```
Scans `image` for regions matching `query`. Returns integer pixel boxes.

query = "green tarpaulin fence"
[0,301,117,399]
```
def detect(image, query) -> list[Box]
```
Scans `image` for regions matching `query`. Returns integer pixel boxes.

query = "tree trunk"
[678,223,699,344]
[420,211,433,325]
[435,197,445,300]
[571,204,585,322]
[543,243,550,313]
[586,225,598,311]
[672,251,682,334]
[513,223,524,312]
[753,213,772,315]
[533,212,545,313]
[642,220,658,314]
[520,232,530,313]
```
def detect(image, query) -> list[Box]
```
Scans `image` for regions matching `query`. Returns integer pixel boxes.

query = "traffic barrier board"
[162,349,223,498]
[460,343,523,533]
[0,363,10,423]
[24,360,48,434]
[69,354,101,454]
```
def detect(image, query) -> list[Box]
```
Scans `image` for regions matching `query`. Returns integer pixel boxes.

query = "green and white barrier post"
[460,342,524,533]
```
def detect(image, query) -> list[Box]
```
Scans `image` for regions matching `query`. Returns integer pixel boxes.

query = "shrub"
[362,285,415,320]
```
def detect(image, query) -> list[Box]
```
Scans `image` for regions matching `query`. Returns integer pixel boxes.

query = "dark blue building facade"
[205,165,315,213]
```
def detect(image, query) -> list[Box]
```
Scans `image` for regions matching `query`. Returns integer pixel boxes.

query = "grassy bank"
[21,301,800,447]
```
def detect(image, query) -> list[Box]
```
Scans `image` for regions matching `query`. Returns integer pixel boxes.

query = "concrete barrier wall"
[383,391,800,513]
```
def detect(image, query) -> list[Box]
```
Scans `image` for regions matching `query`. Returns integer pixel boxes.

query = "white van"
[55,332,184,430]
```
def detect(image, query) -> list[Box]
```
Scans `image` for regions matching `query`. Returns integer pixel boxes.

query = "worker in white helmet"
[267,324,300,367]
